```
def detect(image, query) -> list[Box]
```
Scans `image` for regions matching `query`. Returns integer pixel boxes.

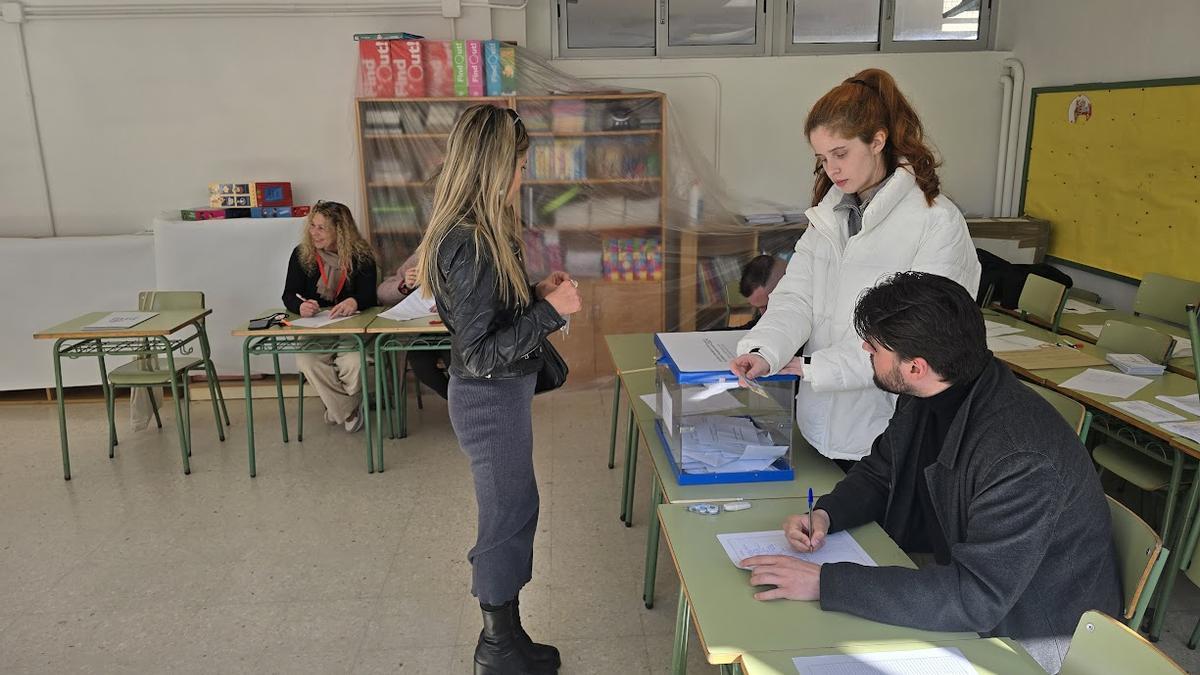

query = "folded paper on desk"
[1079,324,1103,337]
[1172,335,1193,359]
[1162,421,1200,445]
[1111,400,1186,424]
[288,311,357,328]
[791,646,975,675]
[983,319,1024,337]
[986,334,1049,352]
[1157,393,1200,417]
[379,290,437,322]
[82,311,158,330]
[718,530,876,570]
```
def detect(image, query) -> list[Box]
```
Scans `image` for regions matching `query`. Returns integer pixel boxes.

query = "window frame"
[655,0,772,58]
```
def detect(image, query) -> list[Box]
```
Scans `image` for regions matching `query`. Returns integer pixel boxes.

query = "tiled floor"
[2,381,1199,674]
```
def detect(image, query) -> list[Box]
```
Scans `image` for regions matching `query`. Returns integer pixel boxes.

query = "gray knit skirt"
[447,372,539,605]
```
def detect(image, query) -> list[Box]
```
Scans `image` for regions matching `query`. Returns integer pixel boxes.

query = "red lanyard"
[315,255,348,298]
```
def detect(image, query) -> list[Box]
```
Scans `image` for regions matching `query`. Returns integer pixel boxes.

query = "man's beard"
[872,357,915,396]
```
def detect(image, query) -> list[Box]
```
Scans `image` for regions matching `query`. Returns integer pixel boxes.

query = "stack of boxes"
[358,35,518,98]
[181,182,311,221]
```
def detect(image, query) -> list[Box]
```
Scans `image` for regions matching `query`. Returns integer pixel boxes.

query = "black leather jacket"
[433,225,566,380]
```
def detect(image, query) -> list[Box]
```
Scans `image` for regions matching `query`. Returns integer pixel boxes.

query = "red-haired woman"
[731,68,981,466]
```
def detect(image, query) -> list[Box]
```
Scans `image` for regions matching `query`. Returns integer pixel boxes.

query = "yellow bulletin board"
[1019,77,1200,282]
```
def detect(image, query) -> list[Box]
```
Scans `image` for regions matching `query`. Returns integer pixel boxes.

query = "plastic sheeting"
[355,40,806,383]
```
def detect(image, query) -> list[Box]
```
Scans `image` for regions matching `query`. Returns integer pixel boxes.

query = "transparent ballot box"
[654,332,796,485]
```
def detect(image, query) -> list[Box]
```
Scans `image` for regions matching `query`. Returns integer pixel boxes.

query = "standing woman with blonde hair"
[730,68,981,466]
[282,201,378,432]
[415,104,580,675]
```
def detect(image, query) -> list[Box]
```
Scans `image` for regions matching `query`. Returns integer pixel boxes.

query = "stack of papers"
[1162,421,1200,446]
[1111,400,1185,424]
[1106,353,1166,376]
[1060,368,1153,398]
[987,334,1049,352]
[288,311,356,328]
[679,415,786,474]
[716,530,876,569]
[791,647,975,675]
[379,290,437,322]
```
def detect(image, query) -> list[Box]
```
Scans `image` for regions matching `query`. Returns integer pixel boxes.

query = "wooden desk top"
[738,637,1043,674]
[365,315,450,335]
[231,308,380,337]
[34,309,212,340]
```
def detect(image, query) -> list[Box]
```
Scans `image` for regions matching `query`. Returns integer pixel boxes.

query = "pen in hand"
[806,487,815,554]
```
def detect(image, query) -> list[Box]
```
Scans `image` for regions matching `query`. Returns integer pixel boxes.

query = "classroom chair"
[1069,287,1104,304]
[1107,495,1169,630]
[102,291,228,474]
[1024,380,1092,441]
[1096,320,1175,363]
[1017,273,1068,332]
[1059,610,1185,674]
[1090,320,1181,516]
[722,282,753,328]
[1134,274,1200,327]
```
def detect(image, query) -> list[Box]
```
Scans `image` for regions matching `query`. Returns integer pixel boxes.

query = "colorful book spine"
[499,44,518,95]
[451,40,468,97]
[465,40,484,97]
[423,41,455,97]
[393,39,427,97]
[483,40,503,97]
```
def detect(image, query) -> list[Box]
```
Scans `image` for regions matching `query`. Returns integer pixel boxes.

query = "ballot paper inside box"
[654,331,796,485]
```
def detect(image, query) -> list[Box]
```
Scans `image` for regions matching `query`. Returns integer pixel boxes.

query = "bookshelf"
[355,92,670,379]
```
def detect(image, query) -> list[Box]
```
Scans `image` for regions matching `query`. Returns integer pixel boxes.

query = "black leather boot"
[512,594,561,669]
[474,603,554,675]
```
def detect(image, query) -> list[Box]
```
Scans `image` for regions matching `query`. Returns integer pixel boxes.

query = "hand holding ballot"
[729,352,770,387]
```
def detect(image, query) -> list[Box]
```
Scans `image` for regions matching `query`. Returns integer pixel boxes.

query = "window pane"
[894,0,981,41]
[792,0,880,44]
[565,0,655,49]
[668,0,758,47]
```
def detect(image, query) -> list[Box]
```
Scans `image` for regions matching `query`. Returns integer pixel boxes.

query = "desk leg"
[671,588,691,675]
[272,353,288,443]
[375,338,385,472]
[608,376,621,470]
[1160,454,1186,550]
[52,341,71,480]
[165,350,191,475]
[624,413,640,529]
[358,337,374,474]
[721,664,741,675]
[392,351,402,438]
[1149,461,1200,640]
[97,352,116,458]
[620,408,636,524]
[398,353,409,439]
[197,325,225,441]
[643,478,662,609]
[243,338,257,478]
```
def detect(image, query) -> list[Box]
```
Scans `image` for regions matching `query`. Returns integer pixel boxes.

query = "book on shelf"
[465,40,485,97]
[499,44,518,95]
[602,236,663,281]
[358,39,395,97]
[424,41,455,97]
[393,39,426,98]
[697,256,744,307]
[484,40,503,96]
[451,41,468,97]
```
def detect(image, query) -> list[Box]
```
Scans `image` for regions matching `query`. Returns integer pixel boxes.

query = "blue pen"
[806,488,815,553]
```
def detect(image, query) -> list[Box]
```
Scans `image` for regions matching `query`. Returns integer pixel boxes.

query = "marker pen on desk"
[807,487,815,553]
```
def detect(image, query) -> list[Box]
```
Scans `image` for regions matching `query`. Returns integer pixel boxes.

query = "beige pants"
[297,351,364,424]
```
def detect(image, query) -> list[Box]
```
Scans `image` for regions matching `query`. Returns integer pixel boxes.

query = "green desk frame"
[371,327,452,472]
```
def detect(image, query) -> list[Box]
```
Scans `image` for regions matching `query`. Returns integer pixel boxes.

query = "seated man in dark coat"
[742,271,1121,673]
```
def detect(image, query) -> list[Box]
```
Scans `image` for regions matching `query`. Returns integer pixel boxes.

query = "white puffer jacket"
[737,167,981,460]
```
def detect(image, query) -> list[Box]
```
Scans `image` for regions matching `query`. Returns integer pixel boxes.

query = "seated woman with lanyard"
[282,200,378,432]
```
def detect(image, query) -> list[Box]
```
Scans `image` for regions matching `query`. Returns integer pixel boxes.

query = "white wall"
[997,0,1200,308]
[0,3,512,237]
[523,1,1011,219]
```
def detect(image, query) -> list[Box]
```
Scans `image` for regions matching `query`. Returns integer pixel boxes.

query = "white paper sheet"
[378,290,437,321]
[287,311,356,328]
[1078,324,1104,337]
[1064,299,1106,314]
[82,311,158,330]
[1157,393,1200,416]
[717,530,876,570]
[1171,335,1193,358]
[1162,421,1200,445]
[1059,368,1153,398]
[983,320,1024,337]
[656,331,747,373]
[791,647,978,675]
[987,334,1050,352]
[1111,400,1186,424]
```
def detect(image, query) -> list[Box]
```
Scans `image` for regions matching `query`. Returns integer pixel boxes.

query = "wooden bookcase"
[355,92,670,378]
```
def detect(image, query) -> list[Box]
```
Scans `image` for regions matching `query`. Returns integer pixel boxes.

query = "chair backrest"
[1134,273,1200,326]
[1096,320,1174,363]
[724,282,751,311]
[1023,380,1088,438]
[1018,273,1067,331]
[1059,610,1185,674]
[138,291,206,312]
[1106,495,1166,627]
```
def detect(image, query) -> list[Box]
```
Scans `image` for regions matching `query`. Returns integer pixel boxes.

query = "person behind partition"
[282,200,378,432]
[414,104,582,675]
[729,68,981,466]
[378,253,451,400]
[741,272,1121,674]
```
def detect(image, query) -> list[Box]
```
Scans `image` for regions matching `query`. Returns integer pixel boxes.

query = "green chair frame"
[1017,273,1068,332]
[1134,273,1200,327]
[1107,496,1169,630]
[1096,320,1175,363]
[1060,610,1185,674]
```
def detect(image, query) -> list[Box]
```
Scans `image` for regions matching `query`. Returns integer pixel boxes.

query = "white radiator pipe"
[994,71,1012,217]
[1001,58,1024,217]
